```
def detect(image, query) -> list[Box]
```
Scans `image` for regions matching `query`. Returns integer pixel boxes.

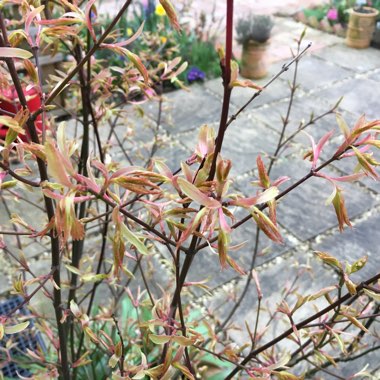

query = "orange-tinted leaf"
[250,206,283,243]
[149,334,171,344]
[45,140,72,187]
[125,49,149,84]
[177,177,220,208]
[159,0,181,31]
[257,155,270,188]
[172,361,195,380]
[314,251,342,270]
[85,0,97,41]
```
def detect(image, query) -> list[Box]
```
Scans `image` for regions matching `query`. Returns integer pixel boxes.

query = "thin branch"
[224,272,380,379]
[0,162,41,187]
[42,0,133,107]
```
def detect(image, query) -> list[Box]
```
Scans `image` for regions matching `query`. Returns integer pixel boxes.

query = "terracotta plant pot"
[241,41,269,79]
[346,7,379,48]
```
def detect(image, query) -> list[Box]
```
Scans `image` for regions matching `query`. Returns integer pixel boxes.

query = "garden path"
[1,6,380,379]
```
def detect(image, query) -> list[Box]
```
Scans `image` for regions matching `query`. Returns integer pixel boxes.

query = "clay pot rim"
[350,6,379,17]
[243,40,270,48]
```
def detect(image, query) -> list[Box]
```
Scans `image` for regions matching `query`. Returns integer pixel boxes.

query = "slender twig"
[112,315,125,377]
[224,272,380,379]
[225,43,312,129]
[41,0,133,107]
[268,36,302,173]
[0,162,41,187]
[0,12,70,379]
[5,266,57,318]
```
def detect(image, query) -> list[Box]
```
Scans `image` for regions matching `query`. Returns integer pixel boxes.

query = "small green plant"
[236,14,274,45]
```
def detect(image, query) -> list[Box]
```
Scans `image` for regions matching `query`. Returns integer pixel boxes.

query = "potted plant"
[236,14,274,79]
[346,1,379,48]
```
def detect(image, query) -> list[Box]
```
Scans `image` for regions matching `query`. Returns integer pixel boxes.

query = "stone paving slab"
[253,93,343,141]
[313,210,380,281]
[143,84,225,134]
[205,76,290,110]
[313,77,380,121]
[269,156,377,241]
[274,54,353,92]
[314,44,380,73]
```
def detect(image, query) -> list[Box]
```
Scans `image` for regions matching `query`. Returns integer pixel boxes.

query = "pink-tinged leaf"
[230,79,263,90]
[351,146,379,180]
[177,177,220,208]
[251,206,283,244]
[196,125,215,157]
[272,176,290,187]
[181,161,193,182]
[45,141,72,187]
[125,49,149,84]
[353,121,380,137]
[167,61,188,80]
[231,186,279,207]
[75,174,100,193]
[113,22,145,47]
[25,6,43,30]
[251,270,263,299]
[218,230,229,269]
[70,300,82,318]
[159,0,181,31]
[330,173,365,182]
[85,0,97,42]
[154,159,173,179]
[326,186,351,232]
[218,207,231,233]
[177,207,209,245]
[315,130,334,165]
[226,255,246,275]
[0,47,33,59]
[304,130,333,168]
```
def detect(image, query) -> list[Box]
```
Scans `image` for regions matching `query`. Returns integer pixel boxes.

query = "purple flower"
[143,0,155,18]
[327,8,338,21]
[187,67,206,83]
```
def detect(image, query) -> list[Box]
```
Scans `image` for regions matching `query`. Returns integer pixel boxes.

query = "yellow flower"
[155,4,166,16]
[127,27,133,37]
[160,36,167,44]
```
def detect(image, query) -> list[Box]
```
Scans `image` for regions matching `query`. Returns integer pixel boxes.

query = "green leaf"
[331,329,347,354]
[120,223,149,256]
[172,335,194,346]
[177,177,220,208]
[336,113,350,139]
[363,288,380,302]
[349,255,368,274]
[4,321,30,335]
[149,334,171,344]
[0,47,33,59]
[251,206,283,243]
[314,251,342,270]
